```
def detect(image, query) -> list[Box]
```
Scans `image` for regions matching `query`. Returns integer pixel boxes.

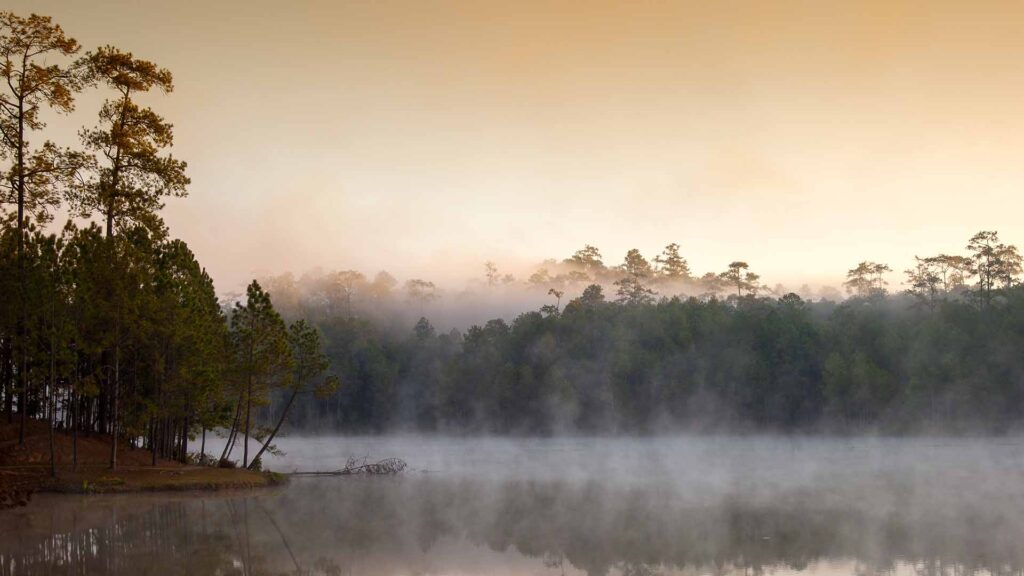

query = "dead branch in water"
[289,456,407,476]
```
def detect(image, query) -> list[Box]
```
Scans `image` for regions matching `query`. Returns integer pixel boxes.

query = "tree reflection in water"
[2,472,1023,576]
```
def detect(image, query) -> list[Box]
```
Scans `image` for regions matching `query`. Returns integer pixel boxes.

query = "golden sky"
[15,0,1024,291]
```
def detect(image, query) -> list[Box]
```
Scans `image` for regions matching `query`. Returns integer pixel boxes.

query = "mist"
[6,435,1024,575]
[237,231,1024,437]
[248,246,848,335]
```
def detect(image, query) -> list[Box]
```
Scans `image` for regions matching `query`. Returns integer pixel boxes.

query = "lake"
[3,435,1024,575]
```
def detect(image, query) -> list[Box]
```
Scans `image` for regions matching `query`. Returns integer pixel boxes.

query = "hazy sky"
[14,0,1024,292]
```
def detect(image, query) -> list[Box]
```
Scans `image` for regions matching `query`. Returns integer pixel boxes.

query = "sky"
[12,0,1024,292]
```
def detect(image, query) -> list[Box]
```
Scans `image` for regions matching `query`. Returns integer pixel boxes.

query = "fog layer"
[5,436,1024,576]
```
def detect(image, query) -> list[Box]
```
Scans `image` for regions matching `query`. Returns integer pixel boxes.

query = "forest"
[257,233,1024,435]
[4,10,1024,481]
[0,12,335,471]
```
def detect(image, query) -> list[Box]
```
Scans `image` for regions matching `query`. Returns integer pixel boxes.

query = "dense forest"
[4,12,1024,477]
[0,12,334,472]
[259,232,1024,435]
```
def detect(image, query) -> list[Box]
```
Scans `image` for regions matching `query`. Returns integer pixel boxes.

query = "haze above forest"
[7,0,1024,293]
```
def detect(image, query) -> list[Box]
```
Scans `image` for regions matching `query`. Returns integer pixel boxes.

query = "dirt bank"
[0,420,283,509]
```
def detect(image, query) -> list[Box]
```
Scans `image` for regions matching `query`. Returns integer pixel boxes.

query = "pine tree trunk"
[151,416,158,466]
[248,387,299,470]
[110,342,119,470]
[15,96,27,446]
[243,375,252,468]
[49,343,56,478]
[2,339,12,423]
[18,366,26,444]
[181,411,190,464]
[220,390,244,463]
[179,396,190,463]
[72,388,78,471]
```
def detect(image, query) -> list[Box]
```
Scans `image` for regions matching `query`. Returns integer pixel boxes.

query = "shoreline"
[1,420,287,510]
[1,465,286,510]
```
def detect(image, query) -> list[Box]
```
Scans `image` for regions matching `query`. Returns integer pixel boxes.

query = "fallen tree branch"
[288,456,407,476]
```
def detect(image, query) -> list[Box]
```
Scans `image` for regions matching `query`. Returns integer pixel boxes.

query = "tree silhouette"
[225,281,291,469]
[654,243,690,281]
[843,261,891,297]
[72,46,189,237]
[614,249,657,304]
[719,261,760,298]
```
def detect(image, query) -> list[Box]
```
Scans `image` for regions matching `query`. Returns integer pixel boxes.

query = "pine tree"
[248,320,336,469]
[72,46,189,237]
[223,281,291,468]
[654,243,690,280]
[614,249,657,304]
[0,12,82,445]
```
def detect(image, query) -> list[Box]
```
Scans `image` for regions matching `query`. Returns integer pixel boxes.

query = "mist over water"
[5,435,1024,576]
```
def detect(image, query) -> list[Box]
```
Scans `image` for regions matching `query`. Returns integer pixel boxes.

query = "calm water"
[3,436,1024,575]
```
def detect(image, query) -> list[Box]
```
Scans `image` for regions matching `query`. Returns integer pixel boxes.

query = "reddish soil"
[0,419,182,468]
[0,419,280,510]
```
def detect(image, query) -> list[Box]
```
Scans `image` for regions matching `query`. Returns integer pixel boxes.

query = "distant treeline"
[265,230,1024,434]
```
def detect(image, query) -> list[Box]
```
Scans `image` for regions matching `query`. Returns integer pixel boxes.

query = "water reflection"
[3,467,1024,576]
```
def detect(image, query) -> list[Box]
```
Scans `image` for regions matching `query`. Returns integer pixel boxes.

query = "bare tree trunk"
[150,416,158,466]
[49,344,57,477]
[248,388,298,470]
[109,342,120,470]
[16,94,27,446]
[72,372,78,471]
[223,425,237,462]
[243,375,252,468]
[180,396,190,463]
[18,357,26,445]
[2,339,12,423]
[163,417,170,458]
[220,390,244,463]
[181,411,190,464]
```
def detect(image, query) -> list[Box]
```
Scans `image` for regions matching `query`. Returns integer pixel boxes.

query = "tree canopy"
[0,12,334,472]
